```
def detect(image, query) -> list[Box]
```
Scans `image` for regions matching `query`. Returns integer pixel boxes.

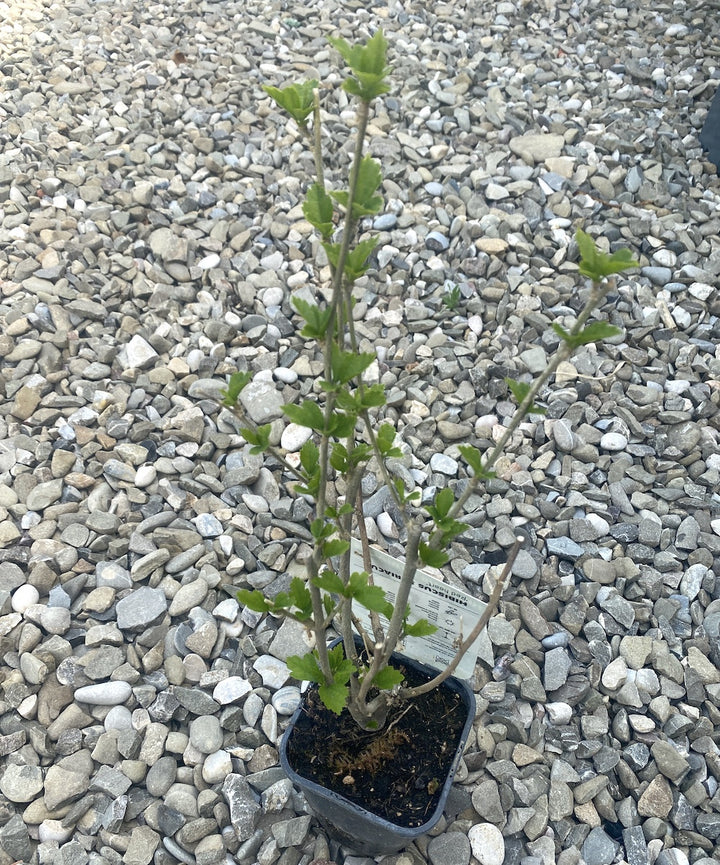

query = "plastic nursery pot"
[279,639,476,857]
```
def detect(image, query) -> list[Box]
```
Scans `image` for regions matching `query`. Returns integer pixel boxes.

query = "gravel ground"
[1,1,720,865]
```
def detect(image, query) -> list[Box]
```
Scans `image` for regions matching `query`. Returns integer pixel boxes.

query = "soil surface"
[285,661,468,828]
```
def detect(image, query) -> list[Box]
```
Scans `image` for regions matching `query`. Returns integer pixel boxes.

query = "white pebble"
[75,681,132,705]
[12,584,40,613]
[544,702,572,725]
[468,823,505,865]
[38,820,73,843]
[202,750,233,783]
[135,465,157,488]
[600,432,628,451]
[280,422,312,452]
[377,512,398,538]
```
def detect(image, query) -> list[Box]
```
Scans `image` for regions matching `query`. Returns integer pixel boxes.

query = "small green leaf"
[330,344,375,386]
[359,384,386,409]
[236,588,271,613]
[264,79,318,126]
[327,30,390,102]
[327,645,356,684]
[303,183,334,238]
[576,228,639,280]
[552,321,622,349]
[377,422,401,457]
[288,577,313,619]
[283,400,325,431]
[327,412,356,438]
[551,322,574,346]
[287,652,324,684]
[457,445,496,480]
[312,570,346,595]
[318,681,349,714]
[372,666,404,689]
[322,538,350,558]
[323,593,336,617]
[349,571,393,618]
[322,242,341,271]
[310,519,335,541]
[573,321,622,345]
[353,154,383,217]
[344,236,379,280]
[239,424,271,455]
[221,371,252,406]
[419,543,449,568]
[292,296,333,341]
[299,439,319,474]
[504,378,546,416]
[430,487,454,520]
[403,617,438,638]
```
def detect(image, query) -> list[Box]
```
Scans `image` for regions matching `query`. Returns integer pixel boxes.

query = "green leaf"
[239,424,271,455]
[312,570,346,595]
[353,154,383,217]
[323,593,336,617]
[221,371,252,407]
[321,242,341,271]
[551,322,574,346]
[263,79,318,126]
[299,439,319,475]
[327,30,390,102]
[287,652,324,683]
[372,666,404,689]
[344,236,379,280]
[322,538,350,558]
[377,422,401,457]
[457,445,496,480]
[288,577,313,619]
[283,400,325,431]
[303,183,334,238]
[359,383,386,409]
[403,617,438,638]
[430,487,454,520]
[318,681,349,714]
[349,571,393,618]
[310,518,335,541]
[330,344,375,386]
[419,543,449,568]
[573,321,622,345]
[504,378,546,416]
[576,228,639,280]
[292,296,333,341]
[327,645,356,684]
[236,588,271,613]
[551,321,621,350]
[327,412,356,438]
[329,156,383,218]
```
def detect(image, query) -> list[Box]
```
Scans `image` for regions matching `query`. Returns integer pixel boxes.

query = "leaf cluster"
[264,79,318,127]
[327,30,390,101]
[575,228,638,281]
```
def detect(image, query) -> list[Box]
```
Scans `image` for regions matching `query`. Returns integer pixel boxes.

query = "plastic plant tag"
[349,539,492,678]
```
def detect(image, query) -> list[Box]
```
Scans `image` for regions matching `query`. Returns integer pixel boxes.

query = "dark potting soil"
[285,661,467,827]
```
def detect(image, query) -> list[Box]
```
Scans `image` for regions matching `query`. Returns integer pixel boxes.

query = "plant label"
[349,539,493,677]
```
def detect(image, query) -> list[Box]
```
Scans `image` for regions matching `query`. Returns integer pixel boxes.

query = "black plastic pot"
[279,644,476,856]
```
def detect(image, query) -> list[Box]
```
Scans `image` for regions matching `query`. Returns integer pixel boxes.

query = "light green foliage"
[442,282,462,311]
[329,154,384,217]
[303,183,334,239]
[505,378,546,415]
[327,30,390,101]
[215,31,642,726]
[576,228,639,280]
[263,79,318,127]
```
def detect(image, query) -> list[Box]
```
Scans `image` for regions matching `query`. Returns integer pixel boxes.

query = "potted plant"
[210,29,638,856]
